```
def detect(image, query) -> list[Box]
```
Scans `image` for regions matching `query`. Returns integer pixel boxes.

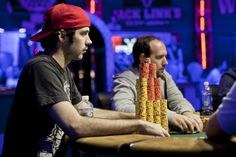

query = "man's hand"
[182,112,203,132]
[139,120,170,137]
[172,112,203,133]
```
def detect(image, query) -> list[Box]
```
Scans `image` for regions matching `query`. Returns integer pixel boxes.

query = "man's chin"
[78,55,83,60]
[157,71,164,77]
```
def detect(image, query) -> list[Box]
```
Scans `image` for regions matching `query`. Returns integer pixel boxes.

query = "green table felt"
[170,131,207,138]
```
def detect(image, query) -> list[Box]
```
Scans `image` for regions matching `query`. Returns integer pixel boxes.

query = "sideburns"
[65,29,76,43]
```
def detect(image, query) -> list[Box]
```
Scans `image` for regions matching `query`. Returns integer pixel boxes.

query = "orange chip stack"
[154,78,162,100]
[149,63,157,78]
[147,78,155,101]
[139,63,149,78]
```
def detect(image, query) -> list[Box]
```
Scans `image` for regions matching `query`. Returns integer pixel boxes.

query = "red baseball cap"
[30,3,91,41]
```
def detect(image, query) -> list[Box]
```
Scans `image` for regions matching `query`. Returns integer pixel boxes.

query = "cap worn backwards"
[30,3,91,41]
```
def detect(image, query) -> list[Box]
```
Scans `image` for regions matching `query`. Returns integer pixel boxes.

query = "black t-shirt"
[2,54,81,157]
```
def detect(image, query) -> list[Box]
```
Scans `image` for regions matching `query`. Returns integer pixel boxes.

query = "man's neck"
[51,49,72,69]
[52,53,66,68]
[45,49,71,69]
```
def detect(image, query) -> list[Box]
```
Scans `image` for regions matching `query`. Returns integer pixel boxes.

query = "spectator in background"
[0,52,14,86]
[215,68,236,109]
[166,34,185,82]
[187,61,203,83]
[206,82,236,138]
[112,35,203,133]
[206,60,228,85]
[5,66,20,88]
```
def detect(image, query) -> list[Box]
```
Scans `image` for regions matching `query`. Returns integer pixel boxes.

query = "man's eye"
[81,31,89,36]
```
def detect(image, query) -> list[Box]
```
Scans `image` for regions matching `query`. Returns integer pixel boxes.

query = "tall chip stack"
[136,56,149,121]
[136,56,168,131]
[153,78,161,124]
[160,99,168,131]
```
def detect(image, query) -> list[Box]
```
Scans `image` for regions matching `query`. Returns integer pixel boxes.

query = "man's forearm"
[206,113,227,138]
[71,116,142,138]
[93,108,136,119]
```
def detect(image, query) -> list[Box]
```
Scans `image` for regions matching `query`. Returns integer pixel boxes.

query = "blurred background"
[0,0,236,154]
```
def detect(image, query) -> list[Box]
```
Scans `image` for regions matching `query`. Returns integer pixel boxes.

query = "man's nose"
[162,57,168,65]
[87,36,92,45]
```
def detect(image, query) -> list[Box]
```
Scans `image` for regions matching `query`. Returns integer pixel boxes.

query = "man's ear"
[58,30,66,42]
[140,53,145,57]
[139,53,145,62]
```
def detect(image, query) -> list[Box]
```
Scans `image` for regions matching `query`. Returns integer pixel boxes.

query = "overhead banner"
[106,0,182,30]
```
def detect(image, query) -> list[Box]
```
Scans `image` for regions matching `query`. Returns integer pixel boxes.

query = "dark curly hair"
[40,28,77,51]
[132,35,162,67]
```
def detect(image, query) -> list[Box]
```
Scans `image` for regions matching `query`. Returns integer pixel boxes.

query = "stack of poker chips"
[136,56,168,131]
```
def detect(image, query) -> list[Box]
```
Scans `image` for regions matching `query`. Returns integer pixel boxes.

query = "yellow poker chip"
[146,100,154,123]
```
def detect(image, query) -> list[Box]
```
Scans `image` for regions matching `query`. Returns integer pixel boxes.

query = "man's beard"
[156,70,164,78]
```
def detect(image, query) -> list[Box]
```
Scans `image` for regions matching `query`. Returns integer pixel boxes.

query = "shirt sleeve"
[30,62,72,107]
[164,71,195,113]
[216,82,236,135]
[218,71,236,101]
[112,74,136,112]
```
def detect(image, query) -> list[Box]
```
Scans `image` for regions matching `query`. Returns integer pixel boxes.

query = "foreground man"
[2,3,168,157]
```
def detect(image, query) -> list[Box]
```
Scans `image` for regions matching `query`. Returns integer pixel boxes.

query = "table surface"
[125,134,236,157]
[73,134,154,155]
[72,133,236,157]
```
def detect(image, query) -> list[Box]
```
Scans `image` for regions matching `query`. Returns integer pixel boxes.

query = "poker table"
[71,132,236,157]
[71,134,154,156]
